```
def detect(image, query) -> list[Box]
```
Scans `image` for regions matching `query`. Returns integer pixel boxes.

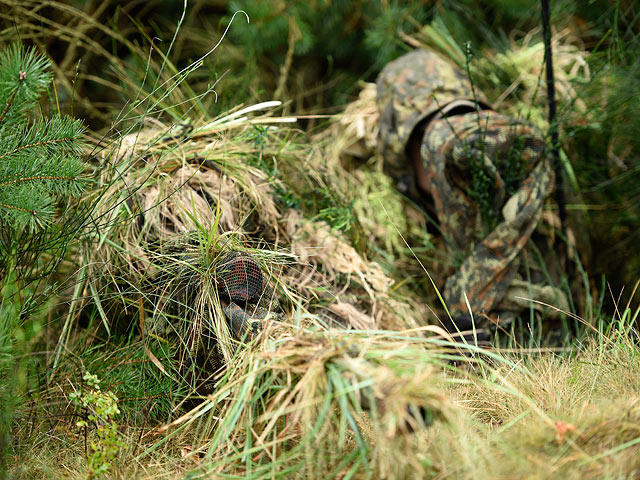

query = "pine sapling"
[0,43,86,232]
[0,44,88,478]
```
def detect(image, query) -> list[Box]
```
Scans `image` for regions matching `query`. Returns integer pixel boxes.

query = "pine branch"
[0,201,34,215]
[0,44,51,126]
[0,175,78,187]
[0,44,86,232]
[0,185,54,230]
[0,116,85,159]
[0,84,19,126]
[0,137,83,163]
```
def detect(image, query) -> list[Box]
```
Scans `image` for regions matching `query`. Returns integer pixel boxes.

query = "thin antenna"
[541,0,569,263]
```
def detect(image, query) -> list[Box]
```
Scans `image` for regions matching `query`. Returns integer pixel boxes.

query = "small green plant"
[464,144,498,233]
[70,372,124,478]
[464,137,529,234]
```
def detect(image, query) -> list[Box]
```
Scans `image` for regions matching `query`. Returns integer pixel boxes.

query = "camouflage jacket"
[377,49,568,328]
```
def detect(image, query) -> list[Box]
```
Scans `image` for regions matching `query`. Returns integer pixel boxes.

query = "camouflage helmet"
[376,49,491,188]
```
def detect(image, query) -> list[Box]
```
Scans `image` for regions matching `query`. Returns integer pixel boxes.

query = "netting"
[217,252,264,302]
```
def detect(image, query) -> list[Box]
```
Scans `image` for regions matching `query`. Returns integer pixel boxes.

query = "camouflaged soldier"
[377,49,569,338]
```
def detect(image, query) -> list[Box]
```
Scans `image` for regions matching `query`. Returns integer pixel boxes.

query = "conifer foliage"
[0,44,85,232]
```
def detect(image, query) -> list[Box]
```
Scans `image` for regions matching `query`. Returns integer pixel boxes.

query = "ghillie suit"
[147,246,280,344]
[377,49,570,334]
[91,117,291,394]
[113,232,282,394]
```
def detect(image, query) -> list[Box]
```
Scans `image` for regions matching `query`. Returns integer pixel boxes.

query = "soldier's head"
[376,49,490,193]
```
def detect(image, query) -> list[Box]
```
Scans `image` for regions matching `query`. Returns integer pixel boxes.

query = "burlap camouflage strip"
[377,49,568,324]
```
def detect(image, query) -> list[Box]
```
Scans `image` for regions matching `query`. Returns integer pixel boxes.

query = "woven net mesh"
[217,252,264,302]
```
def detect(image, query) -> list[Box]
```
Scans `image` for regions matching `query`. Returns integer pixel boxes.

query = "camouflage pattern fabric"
[377,49,568,325]
[377,48,490,192]
[422,111,555,319]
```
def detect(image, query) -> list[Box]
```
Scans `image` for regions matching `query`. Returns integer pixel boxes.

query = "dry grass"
[14,324,640,479]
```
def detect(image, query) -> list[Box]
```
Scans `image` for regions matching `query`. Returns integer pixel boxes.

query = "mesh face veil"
[217,252,264,302]
[216,252,280,341]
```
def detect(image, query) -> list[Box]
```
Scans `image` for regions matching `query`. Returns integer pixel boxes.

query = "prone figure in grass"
[224,49,572,343]
[376,49,570,340]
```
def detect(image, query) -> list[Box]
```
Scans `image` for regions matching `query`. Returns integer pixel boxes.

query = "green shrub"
[70,372,125,478]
